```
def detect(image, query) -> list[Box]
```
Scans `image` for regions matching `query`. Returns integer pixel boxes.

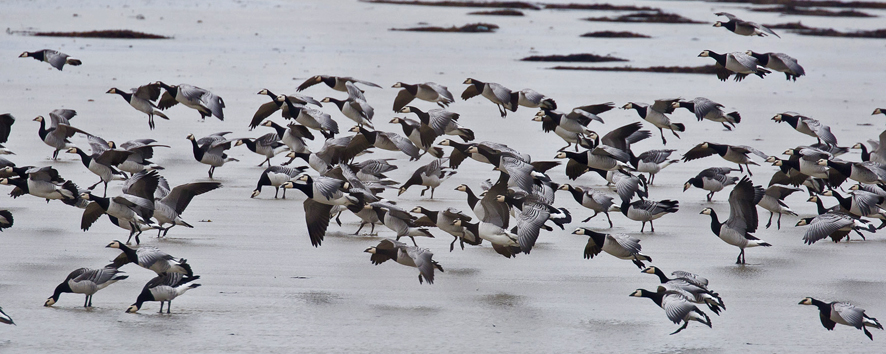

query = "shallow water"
[1,0,885,352]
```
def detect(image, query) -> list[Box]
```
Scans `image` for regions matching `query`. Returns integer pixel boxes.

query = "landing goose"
[81,170,159,245]
[285,136,352,174]
[642,266,725,315]
[682,142,768,175]
[154,180,222,237]
[33,109,88,160]
[156,82,225,121]
[107,240,194,276]
[67,135,132,197]
[516,88,557,110]
[281,174,360,246]
[746,51,804,81]
[398,158,456,199]
[817,159,886,185]
[713,12,780,37]
[469,174,523,258]
[411,206,478,251]
[260,120,314,154]
[366,202,435,246]
[235,133,286,167]
[572,228,651,268]
[461,78,519,118]
[252,166,306,199]
[249,89,321,129]
[758,184,802,229]
[392,81,454,111]
[796,211,876,244]
[0,113,13,155]
[630,289,712,335]
[799,297,883,340]
[0,307,13,325]
[586,167,649,202]
[629,149,678,184]
[672,97,740,130]
[558,184,616,227]
[683,167,739,201]
[0,166,81,205]
[772,113,838,146]
[344,126,420,161]
[698,50,770,82]
[107,84,167,129]
[851,129,886,165]
[126,273,201,314]
[700,176,769,264]
[558,122,647,178]
[365,238,443,284]
[186,132,237,178]
[19,49,81,70]
[620,198,679,232]
[322,82,374,127]
[297,75,381,92]
[389,117,444,157]
[350,158,398,185]
[44,266,128,308]
[107,139,169,174]
[400,106,472,142]
[821,190,886,227]
[622,100,685,145]
[280,96,339,138]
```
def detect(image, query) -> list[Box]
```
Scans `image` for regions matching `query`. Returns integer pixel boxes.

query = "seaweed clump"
[391,23,500,32]
[583,11,703,24]
[522,53,628,62]
[581,31,650,38]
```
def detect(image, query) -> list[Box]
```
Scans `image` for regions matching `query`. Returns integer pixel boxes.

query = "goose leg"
[649,221,655,233]
[353,222,366,235]
[53,149,60,160]
[208,166,214,178]
[162,225,174,237]
[420,186,430,197]
[605,212,613,228]
[582,211,599,223]
[649,174,655,185]
[88,295,92,307]
[776,213,782,230]
[430,187,435,199]
[658,127,667,145]
[722,122,732,131]
[707,191,714,202]
[450,236,457,252]
[158,301,164,313]
[746,164,753,176]
[766,212,774,229]
[167,301,171,314]
[83,295,89,308]
[370,223,376,236]
[640,221,647,233]
[282,187,287,199]
[670,321,690,335]
[274,187,279,199]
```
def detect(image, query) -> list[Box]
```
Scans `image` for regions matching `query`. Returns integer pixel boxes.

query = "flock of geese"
[2,9,886,340]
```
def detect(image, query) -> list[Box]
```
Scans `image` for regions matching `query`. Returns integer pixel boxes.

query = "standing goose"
[365,238,444,284]
[641,266,725,314]
[322,81,374,127]
[683,167,739,202]
[153,180,222,237]
[392,81,454,111]
[558,184,616,227]
[629,149,678,184]
[33,109,89,160]
[698,50,770,82]
[622,100,685,145]
[713,12,780,37]
[630,289,713,335]
[156,82,225,120]
[67,135,132,197]
[572,228,652,268]
[700,176,770,264]
[44,266,128,308]
[249,89,321,129]
[398,158,456,199]
[682,142,768,175]
[411,206,478,251]
[260,120,314,155]
[746,51,805,81]
[252,166,306,199]
[19,49,81,70]
[799,297,883,340]
[126,273,201,314]
[796,211,876,244]
[107,139,169,174]
[758,184,802,229]
[107,240,194,276]
[106,84,168,129]
[186,132,237,178]
[772,113,838,147]
[235,133,286,167]
[672,97,740,130]
[620,198,679,232]
[297,75,381,92]
[281,174,361,247]
[461,78,519,118]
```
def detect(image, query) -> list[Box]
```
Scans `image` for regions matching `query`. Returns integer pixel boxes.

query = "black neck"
[189,138,204,160]
[707,210,722,235]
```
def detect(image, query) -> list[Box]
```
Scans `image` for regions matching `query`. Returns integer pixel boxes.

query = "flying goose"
[366,202,435,246]
[672,97,740,130]
[516,88,557,110]
[280,96,339,138]
[622,100,685,145]
[641,266,725,315]
[249,89,321,129]
[874,108,885,116]
[461,78,519,118]
[0,166,81,206]
[700,176,769,264]
[107,240,194,276]
[67,135,132,197]
[235,133,286,167]
[365,238,443,284]
[817,159,886,185]
[153,180,222,237]
[683,167,739,202]
[297,75,381,92]
[344,125,421,161]
[33,109,89,160]
[19,49,81,70]
[620,198,679,232]
[698,50,770,82]
[746,51,805,81]
[796,211,876,244]
[557,122,647,178]
[467,174,523,258]
[107,84,168,129]
[533,103,612,150]
[558,184,616,227]
[572,228,651,268]
[322,81,374,127]
[682,142,768,175]
[400,106,472,142]
[820,190,886,227]
[0,210,12,231]
[186,132,237,178]
[629,149,678,184]
[389,117,446,158]
[260,120,314,155]
[80,170,159,244]
[411,206,479,251]
[107,139,169,174]
[585,167,649,202]
[252,166,307,199]
[0,113,13,155]
[350,158,398,185]
[126,273,201,314]
[630,289,713,335]
[851,129,886,165]
[392,81,454,111]
[758,184,802,229]
[799,297,883,340]
[0,307,13,325]
[281,175,361,246]
[156,82,225,120]
[44,266,128,308]
[772,113,838,147]
[285,136,353,174]
[713,12,780,38]
[398,158,456,199]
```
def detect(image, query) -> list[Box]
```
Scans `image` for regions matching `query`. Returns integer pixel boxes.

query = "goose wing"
[802,212,853,244]
[405,246,437,283]
[134,83,162,101]
[832,302,866,328]
[515,203,549,253]
[608,233,642,255]
[726,176,763,233]
[690,97,723,121]
[304,199,333,247]
[661,293,697,324]
[161,182,222,214]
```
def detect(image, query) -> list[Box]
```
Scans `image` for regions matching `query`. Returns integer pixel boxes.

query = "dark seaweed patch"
[583,11,704,24]
[702,0,886,10]
[544,3,659,11]
[550,65,721,74]
[580,31,650,38]
[522,53,628,62]
[10,29,170,39]
[391,23,500,32]
[766,22,886,38]
[362,0,541,9]
[468,9,524,16]
[749,5,876,17]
